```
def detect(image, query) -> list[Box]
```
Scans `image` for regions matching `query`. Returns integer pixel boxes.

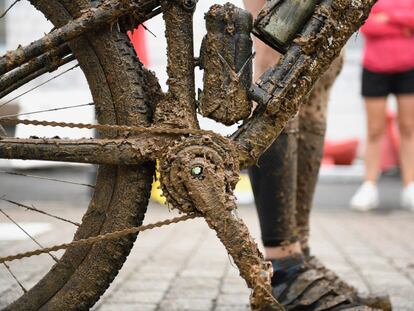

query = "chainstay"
[0,213,201,264]
[0,118,218,137]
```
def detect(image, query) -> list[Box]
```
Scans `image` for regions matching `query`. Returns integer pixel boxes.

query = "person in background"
[350,0,414,211]
[243,1,390,309]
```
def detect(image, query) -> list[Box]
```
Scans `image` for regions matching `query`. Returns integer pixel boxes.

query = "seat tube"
[154,0,199,129]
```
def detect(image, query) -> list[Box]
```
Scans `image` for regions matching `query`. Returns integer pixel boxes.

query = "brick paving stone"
[158,298,214,311]
[121,279,170,292]
[180,268,225,278]
[106,291,165,304]
[215,294,250,306]
[214,305,250,311]
[166,288,219,299]
[221,283,249,295]
[172,277,221,290]
[99,303,157,311]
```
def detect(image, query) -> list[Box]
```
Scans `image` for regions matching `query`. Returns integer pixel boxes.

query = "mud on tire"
[5,0,154,310]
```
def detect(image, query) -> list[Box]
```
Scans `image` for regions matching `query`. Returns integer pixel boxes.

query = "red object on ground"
[128,25,149,66]
[323,139,359,166]
[380,110,400,171]
[322,110,400,170]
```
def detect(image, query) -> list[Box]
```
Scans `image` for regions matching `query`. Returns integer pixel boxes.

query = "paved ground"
[0,168,413,311]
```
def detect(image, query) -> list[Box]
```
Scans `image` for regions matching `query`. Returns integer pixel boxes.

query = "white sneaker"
[401,182,414,210]
[350,181,379,211]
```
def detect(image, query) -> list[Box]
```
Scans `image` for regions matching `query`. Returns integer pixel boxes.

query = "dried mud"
[249,116,299,247]
[199,3,253,125]
[296,54,344,253]
[153,1,198,129]
[181,152,283,311]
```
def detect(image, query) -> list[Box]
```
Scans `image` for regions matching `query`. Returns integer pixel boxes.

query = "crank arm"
[158,135,281,310]
[182,159,283,310]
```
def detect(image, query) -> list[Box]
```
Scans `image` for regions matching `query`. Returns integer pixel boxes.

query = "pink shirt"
[360,0,414,73]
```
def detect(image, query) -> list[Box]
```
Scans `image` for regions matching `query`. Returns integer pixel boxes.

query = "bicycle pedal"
[253,0,321,53]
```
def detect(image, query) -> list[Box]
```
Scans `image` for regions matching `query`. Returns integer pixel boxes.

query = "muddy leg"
[296,55,343,254]
[183,158,283,311]
[249,116,299,249]
[296,118,326,255]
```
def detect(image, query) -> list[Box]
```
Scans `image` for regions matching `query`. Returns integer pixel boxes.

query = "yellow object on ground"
[151,166,167,205]
[151,170,254,205]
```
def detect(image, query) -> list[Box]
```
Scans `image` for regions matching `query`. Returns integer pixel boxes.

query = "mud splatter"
[199,3,253,125]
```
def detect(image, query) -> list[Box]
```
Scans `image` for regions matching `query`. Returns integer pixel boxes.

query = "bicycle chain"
[0,213,201,263]
[0,117,220,263]
[0,118,218,137]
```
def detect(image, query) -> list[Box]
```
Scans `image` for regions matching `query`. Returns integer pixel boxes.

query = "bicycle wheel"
[3,0,155,310]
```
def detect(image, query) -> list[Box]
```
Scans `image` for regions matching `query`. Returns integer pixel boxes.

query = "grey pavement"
[0,168,414,310]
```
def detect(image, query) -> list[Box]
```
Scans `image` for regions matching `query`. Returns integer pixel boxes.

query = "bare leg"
[364,97,387,183]
[243,1,280,81]
[397,94,414,186]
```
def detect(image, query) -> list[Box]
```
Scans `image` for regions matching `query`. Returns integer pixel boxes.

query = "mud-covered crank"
[159,135,283,311]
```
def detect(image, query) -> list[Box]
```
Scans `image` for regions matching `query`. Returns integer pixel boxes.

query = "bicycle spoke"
[2,55,73,101]
[0,0,160,76]
[0,209,58,262]
[2,263,27,293]
[0,45,71,91]
[1,199,81,227]
[0,64,79,108]
[0,0,21,19]
[0,214,199,264]
[141,24,157,38]
[0,102,93,118]
[0,46,74,100]
[0,171,94,188]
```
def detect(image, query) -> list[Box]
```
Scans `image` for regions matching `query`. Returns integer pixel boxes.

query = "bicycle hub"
[253,0,321,53]
[198,3,253,126]
[159,135,239,213]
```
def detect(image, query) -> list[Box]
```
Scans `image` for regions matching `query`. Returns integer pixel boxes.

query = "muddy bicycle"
[0,0,377,310]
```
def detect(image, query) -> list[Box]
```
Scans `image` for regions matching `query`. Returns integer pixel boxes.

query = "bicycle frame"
[0,0,377,309]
